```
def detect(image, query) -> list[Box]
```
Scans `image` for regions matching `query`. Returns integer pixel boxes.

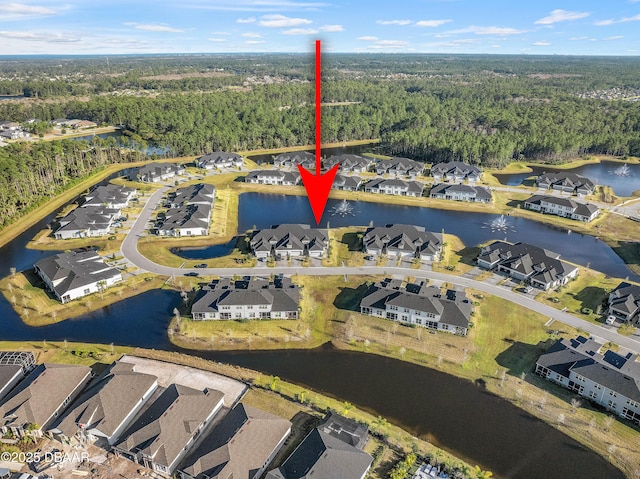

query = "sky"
[1,0,640,55]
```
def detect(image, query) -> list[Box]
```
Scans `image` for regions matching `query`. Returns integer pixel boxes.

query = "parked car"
[194,263,207,268]
[606,315,617,325]
[523,286,534,294]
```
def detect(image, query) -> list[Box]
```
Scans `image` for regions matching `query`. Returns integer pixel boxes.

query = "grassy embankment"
[171,274,640,476]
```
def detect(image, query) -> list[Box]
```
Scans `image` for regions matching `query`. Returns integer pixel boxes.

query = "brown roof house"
[50,361,158,447]
[113,384,224,477]
[179,403,291,479]
[0,363,92,438]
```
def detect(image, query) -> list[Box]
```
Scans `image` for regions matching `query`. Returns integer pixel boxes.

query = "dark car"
[184,272,199,277]
[194,263,207,268]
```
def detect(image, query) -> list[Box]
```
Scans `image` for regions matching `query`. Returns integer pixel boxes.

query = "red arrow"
[298,39,339,224]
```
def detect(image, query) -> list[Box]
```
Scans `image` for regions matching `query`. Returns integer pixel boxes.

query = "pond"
[63,130,171,156]
[0,167,627,479]
[173,192,638,281]
[493,161,640,197]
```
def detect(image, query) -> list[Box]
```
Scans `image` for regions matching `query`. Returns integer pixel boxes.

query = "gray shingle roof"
[115,384,224,471]
[364,224,442,257]
[245,170,300,183]
[133,163,184,182]
[197,152,242,168]
[251,224,328,255]
[192,277,299,314]
[323,154,372,171]
[375,157,424,175]
[82,184,135,207]
[610,282,640,315]
[538,337,640,402]
[34,251,121,298]
[52,362,157,440]
[274,152,316,169]
[430,161,482,177]
[266,428,372,479]
[524,195,600,217]
[318,412,368,450]
[0,363,92,430]
[179,403,291,479]
[430,183,492,199]
[333,174,362,189]
[537,172,595,192]
[365,178,424,193]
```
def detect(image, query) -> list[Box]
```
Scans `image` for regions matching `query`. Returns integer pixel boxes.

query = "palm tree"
[269,375,280,391]
[372,415,387,433]
[341,401,354,416]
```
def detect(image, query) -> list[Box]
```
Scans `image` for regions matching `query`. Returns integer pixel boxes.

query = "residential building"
[34,251,123,303]
[197,152,243,170]
[536,172,595,196]
[113,384,224,478]
[0,352,36,400]
[0,363,92,438]
[317,412,369,450]
[364,178,424,197]
[0,121,20,130]
[363,224,442,261]
[82,184,136,209]
[429,184,492,203]
[273,151,315,170]
[535,336,640,425]
[51,362,158,446]
[477,241,579,290]
[191,277,300,320]
[608,282,640,324]
[245,170,300,186]
[375,157,424,178]
[178,403,292,479]
[250,224,328,259]
[333,174,362,191]
[54,206,121,239]
[266,413,372,479]
[130,163,185,183]
[157,184,215,237]
[360,278,471,336]
[0,129,29,140]
[430,161,482,183]
[166,183,216,208]
[323,154,372,173]
[524,195,600,222]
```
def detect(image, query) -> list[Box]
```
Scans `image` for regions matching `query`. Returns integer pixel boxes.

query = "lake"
[64,130,171,156]
[173,192,638,281]
[493,161,640,197]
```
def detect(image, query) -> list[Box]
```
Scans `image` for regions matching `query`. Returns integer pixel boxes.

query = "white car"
[606,315,617,325]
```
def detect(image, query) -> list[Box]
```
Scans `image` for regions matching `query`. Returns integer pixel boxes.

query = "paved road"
[120,187,640,353]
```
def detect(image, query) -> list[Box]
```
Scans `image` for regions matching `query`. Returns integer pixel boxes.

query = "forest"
[1,53,640,229]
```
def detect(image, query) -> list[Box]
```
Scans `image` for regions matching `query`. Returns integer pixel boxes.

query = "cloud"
[0,3,57,18]
[245,40,266,44]
[415,19,452,27]
[208,37,228,42]
[124,23,184,33]
[357,36,378,41]
[570,36,589,41]
[604,35,624,41]
[237,17,256,23]
[258,14,312,27]
[241,32,262,37]
[319,24,343,32]
[282,28,318,34]
[424,38,478,48]
[0,30,81,43]
[369,39,408,48]
[532,41,551,46]
[595,14,640,26]
[185,1,328,12]
[468,26,527,35]
[211,31,231,35]
[377,20,412,25]
[535,9,590,25]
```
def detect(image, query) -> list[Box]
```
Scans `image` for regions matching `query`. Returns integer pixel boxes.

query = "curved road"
[121,186,640,352]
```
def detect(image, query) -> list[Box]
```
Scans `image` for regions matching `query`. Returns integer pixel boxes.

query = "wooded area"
[1,54,640,228]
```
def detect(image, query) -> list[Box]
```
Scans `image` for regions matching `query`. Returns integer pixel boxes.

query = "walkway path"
[120,186,640,353]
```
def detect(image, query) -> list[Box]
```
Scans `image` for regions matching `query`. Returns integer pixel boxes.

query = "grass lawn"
[431,234,478,275]
[0,271,167,326]
[535,269,631,325]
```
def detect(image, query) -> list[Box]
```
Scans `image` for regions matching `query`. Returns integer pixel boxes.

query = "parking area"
[119,355,247,407]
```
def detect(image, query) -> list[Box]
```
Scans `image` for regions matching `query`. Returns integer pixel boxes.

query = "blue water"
[494,161,640,197]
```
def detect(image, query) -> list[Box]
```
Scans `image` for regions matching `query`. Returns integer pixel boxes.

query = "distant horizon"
[1,1,640,55]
